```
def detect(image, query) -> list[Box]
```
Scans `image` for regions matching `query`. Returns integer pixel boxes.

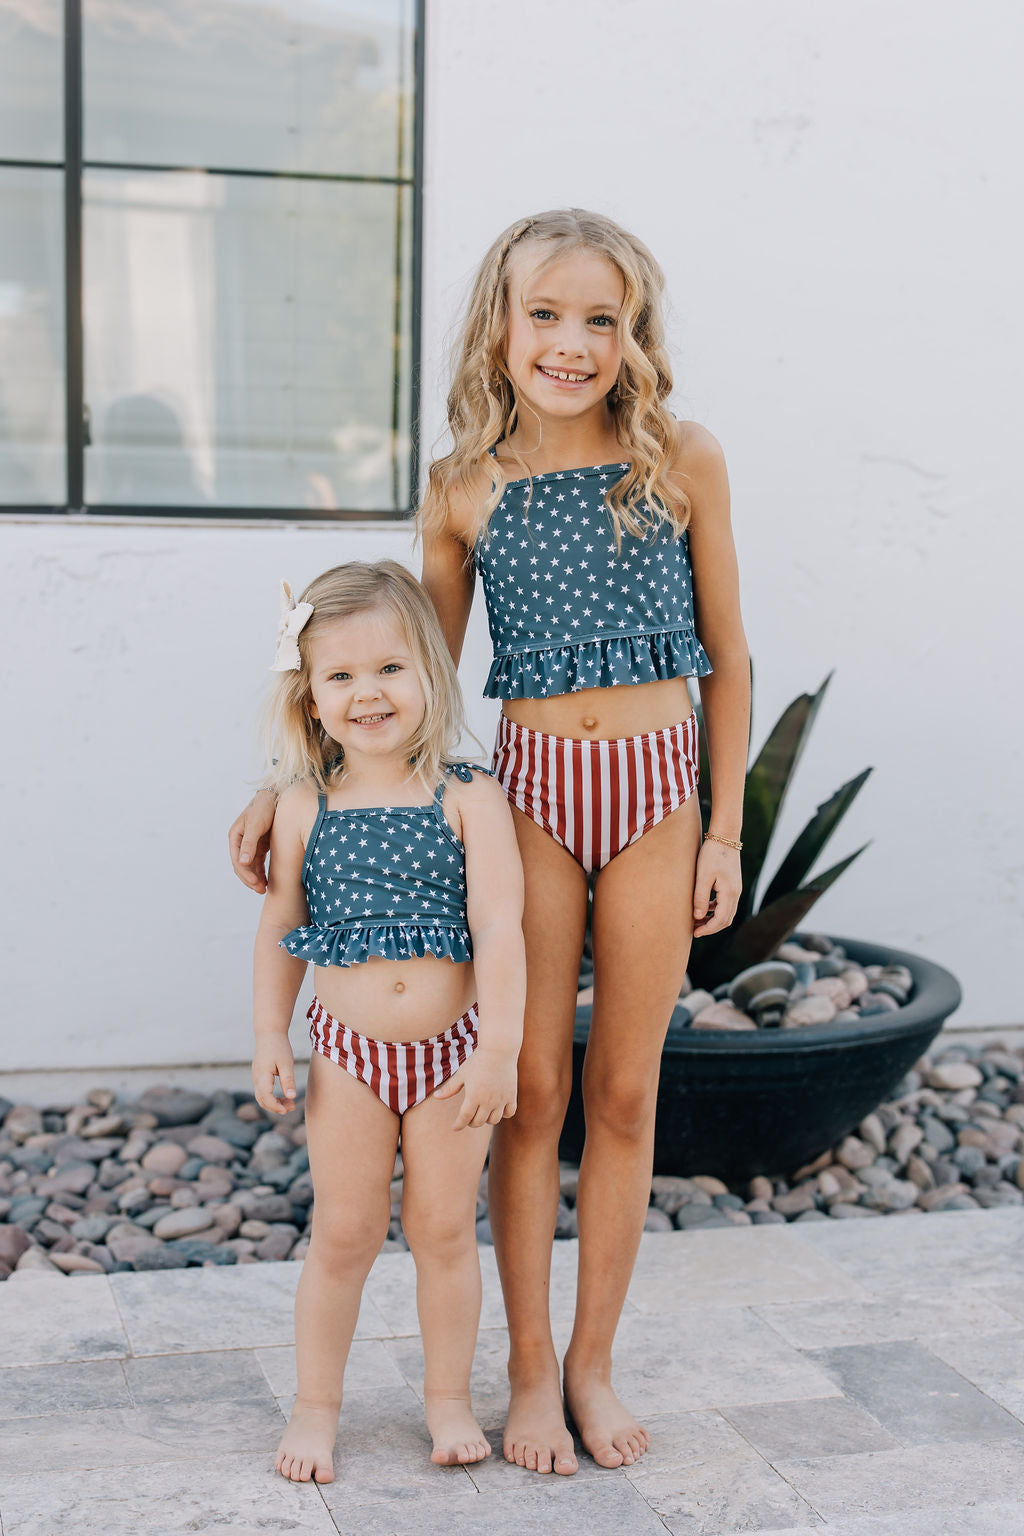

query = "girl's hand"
[434,1047,518,1131]
[252,1037,297,1116]
[229,789,278,893]
[693,840,742,937]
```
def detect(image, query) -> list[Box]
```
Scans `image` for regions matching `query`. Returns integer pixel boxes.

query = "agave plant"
[688,672,871,990]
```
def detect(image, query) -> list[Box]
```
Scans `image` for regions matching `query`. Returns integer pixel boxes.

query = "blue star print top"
[474,462,713,700]
[280,764,489,968]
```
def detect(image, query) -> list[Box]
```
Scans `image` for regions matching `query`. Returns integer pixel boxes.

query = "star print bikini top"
[474,462,712,700]
[280,764,489,968]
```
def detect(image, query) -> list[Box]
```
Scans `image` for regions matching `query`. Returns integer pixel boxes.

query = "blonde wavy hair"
[419,208,688,548]
[263,561,468,794]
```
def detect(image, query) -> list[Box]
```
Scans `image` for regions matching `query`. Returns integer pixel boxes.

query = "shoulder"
[442,762,506,821]
[432,463,494,549]
[276,780,320,835]
[443,764,518,870]
[671,419,727,480]
[670,420,730,529]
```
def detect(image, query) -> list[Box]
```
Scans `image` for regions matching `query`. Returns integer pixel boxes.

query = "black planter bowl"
[559,937,962,1184]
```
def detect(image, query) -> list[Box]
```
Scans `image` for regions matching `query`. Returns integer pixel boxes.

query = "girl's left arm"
[680,423,751,936]
[434,774,525,1129]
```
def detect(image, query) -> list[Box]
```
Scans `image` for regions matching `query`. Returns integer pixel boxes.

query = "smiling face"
[306,606,427,766]
[502,245,625,426]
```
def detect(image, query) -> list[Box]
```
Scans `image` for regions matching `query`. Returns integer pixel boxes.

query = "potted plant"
[560,675,962,1182]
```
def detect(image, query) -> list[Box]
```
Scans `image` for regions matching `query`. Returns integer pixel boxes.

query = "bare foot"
[563,1366,648,1469]
[425,1394,491,1465]
[504,1363,578,1475]
[275,1400,339,1483]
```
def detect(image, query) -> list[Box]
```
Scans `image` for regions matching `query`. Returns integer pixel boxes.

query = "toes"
[593,1442,625,1468]
[313,1461,335,1484]
[536,1446,553,1474]
[554,1451,578,1476]
[613,1433,637,1465]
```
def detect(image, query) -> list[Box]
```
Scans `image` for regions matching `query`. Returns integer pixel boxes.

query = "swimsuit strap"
[300,793,329,884]
[431,763,491,846]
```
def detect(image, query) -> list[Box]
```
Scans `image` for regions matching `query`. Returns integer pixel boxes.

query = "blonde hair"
[419,208,688,548]
[263,561,467,793]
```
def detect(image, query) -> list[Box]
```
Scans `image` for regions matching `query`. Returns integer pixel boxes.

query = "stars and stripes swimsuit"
[280,764,488,1113]
[475,462,712,873]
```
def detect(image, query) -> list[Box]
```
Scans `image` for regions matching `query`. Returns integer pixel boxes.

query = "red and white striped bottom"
[493,712,699,874]
[307,997,478,1115]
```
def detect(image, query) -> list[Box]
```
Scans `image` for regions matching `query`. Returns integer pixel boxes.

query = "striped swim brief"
[307,997,478,1115]
[492,712,699,874]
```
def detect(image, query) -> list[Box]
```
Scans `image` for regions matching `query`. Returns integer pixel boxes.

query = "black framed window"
[0,0,423,518]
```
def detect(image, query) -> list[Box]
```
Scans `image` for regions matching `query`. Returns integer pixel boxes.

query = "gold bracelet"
[705,831,743,850]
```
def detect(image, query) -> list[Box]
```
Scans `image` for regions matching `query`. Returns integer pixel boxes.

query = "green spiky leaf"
[760,768,873,909]
[737,674,833,923]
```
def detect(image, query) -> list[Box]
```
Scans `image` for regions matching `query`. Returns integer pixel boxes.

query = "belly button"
[394,981,406,994]
[581,715,598,731]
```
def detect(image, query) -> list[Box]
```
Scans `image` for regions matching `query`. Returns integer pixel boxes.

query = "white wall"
[2,0,1021,1076]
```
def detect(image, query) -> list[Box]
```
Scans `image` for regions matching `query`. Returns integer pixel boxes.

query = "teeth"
[541,367,591,382]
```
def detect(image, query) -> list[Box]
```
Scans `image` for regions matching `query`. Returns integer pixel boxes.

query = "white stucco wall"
[2,0,1021,1075]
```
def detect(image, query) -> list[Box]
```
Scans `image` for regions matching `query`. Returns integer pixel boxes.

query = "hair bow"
[270,580,315,671]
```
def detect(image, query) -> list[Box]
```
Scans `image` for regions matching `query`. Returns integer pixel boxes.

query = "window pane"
[83,170,412,511]
[84,0,415,180]
[0,1,63,162]
[0,167,65,505]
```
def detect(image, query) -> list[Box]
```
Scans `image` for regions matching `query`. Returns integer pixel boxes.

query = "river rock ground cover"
[1,1040,1021,1280]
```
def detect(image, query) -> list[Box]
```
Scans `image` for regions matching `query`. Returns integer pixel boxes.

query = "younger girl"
[252,559,524,1483]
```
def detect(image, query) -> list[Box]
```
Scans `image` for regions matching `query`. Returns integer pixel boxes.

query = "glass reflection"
[84,170,411,510]
[0,167,65,505]
[0,1,63,162]
[84,0,415,179]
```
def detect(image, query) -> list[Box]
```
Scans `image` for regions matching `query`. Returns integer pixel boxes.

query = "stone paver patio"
[4,1209,1024,1534]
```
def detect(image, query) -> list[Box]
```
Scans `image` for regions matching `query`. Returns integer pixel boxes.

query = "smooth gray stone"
[675,1205,732,1230]
[954,1146,988,1177]
[806,1339,1024,1444]
[69,1215,117,1243]
[137,1088,213,1127]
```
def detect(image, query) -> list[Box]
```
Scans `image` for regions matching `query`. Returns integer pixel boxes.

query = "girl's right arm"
[419,478,478,665]
[251,783,316,1115]
[229,787,278,894]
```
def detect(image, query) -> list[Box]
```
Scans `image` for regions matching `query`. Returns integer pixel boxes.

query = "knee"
[310,1205,389,1273]
[509,1067,573,1137]
[402,1205,477,1264]
[582,1074,657,1145]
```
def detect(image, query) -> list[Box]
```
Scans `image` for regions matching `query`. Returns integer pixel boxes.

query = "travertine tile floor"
[4,1210,1024,1534]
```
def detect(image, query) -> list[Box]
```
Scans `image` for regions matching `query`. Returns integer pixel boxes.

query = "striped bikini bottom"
[493,713,699,875]
[307,997,478,1115]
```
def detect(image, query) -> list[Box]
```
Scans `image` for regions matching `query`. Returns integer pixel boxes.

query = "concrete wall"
[3,0,1021,1077]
